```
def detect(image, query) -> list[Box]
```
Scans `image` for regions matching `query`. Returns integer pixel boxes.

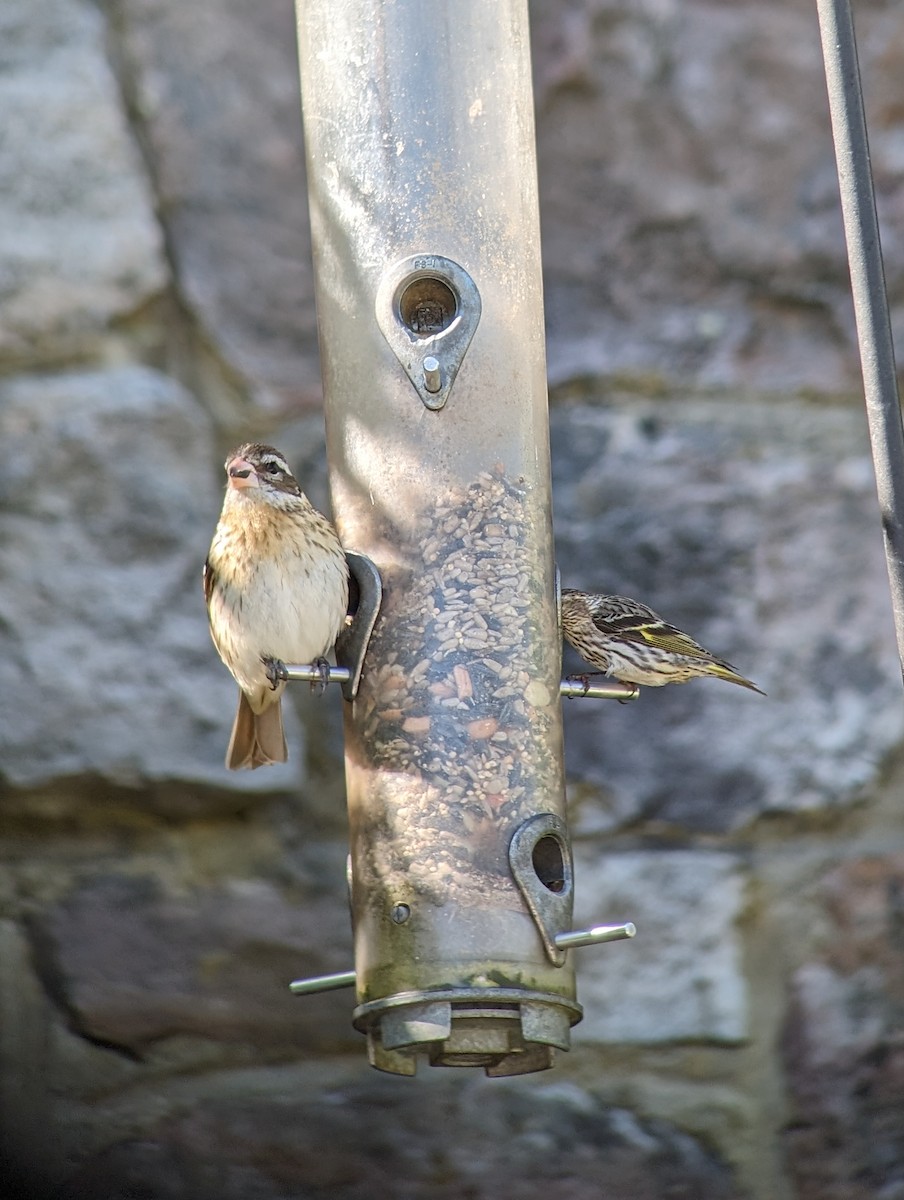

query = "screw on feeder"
[423,356,442,394]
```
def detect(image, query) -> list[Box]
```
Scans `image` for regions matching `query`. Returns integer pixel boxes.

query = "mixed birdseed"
[352,467,562,903]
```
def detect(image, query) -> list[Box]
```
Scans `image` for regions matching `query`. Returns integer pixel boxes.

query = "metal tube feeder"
[294,0,632,1076]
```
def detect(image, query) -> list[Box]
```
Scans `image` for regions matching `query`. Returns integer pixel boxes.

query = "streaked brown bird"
[561,588,764,694]
[204,443,349,769]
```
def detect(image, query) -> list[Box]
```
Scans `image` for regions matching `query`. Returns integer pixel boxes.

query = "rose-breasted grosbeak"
[204,443,349,769]
[561,588,763,693]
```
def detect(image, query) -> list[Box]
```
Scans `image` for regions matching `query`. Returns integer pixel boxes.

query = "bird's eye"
[263,460,281,474]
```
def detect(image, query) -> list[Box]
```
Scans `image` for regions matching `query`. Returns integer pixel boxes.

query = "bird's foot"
[310,656,331,697]
[261,655,289,691]
[565,670,606,695]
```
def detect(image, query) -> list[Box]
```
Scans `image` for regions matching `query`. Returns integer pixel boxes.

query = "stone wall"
[2,1,903,1197]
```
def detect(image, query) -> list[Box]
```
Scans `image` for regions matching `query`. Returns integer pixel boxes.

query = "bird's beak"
[226,456,260,490]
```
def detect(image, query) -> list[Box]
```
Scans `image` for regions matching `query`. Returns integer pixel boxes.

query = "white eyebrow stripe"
[261,455,290,472]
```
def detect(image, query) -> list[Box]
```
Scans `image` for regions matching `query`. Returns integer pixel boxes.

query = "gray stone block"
[0,0,166,360]
[0,365,301,800]
[572,850,747,1043]
[553,399,903,832]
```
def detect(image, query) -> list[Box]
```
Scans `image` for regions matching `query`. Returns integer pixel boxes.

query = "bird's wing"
[634,621,714,660]
[592,606,714,661]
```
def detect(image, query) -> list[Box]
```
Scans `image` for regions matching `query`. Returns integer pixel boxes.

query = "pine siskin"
[561,588,764,694]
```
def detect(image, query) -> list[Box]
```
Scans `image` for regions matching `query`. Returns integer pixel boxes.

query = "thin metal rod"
[560,677,640,702]
[816,0,904,680]
[554,923,636,950]
[289,970,357,995]
[280,664,351,684]
[280,664,637,701]
[289,924,636,995]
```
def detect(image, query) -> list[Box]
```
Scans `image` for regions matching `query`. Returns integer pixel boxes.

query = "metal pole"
[295,0,581,1075]
[816,0,904,681]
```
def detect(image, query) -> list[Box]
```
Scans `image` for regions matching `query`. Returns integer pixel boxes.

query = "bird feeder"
[287,0,635,1076]
[284,0,904,1079]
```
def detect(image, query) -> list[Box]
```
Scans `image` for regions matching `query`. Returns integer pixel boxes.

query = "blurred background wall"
[2,1,903,1197]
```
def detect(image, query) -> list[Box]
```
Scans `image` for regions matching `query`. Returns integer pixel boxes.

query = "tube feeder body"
[296,0,576,1075]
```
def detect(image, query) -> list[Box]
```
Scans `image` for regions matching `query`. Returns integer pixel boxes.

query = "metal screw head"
[391,903,411,924]
[423,356,442,393]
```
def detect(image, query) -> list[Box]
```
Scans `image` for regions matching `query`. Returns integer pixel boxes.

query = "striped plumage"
[561,589,764,694]
[204,443,349,769]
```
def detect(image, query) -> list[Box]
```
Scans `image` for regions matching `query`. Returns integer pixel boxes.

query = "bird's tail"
[226,691,288,769]
[709,661,766,696]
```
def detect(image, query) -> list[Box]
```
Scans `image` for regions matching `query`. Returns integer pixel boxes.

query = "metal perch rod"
[816,0,904,682]
[282,663,639,701]
[290,923,637,995]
